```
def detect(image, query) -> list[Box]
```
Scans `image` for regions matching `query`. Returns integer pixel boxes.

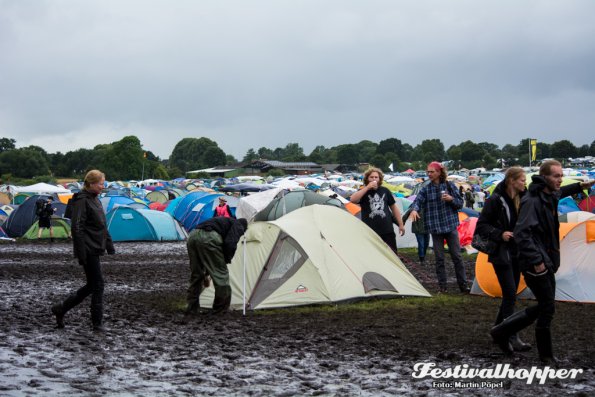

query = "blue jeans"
[431,230,467,288]
[415,233,430,259]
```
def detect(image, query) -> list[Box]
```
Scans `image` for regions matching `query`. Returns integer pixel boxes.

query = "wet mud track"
[1,242,593,396]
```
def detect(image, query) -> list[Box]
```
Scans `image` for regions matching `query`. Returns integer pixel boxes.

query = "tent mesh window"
[362,272,399,294]
[249,232,308,308]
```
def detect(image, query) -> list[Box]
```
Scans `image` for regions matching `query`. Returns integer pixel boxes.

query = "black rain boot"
[510,333,532,352]
[211,286,231,314]
[51,303,65,328]
[535,327,558,366]
[91,304,105,332]
[490,309,537,355]
[51,293,79,329]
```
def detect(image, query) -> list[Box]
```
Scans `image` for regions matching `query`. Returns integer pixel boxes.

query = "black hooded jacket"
[195,217,248,263]
[475,180,524,267]
[513,175,583,272]
[70,190,115,261]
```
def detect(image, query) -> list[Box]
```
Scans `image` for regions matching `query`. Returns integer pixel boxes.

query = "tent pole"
[242,235,247,316]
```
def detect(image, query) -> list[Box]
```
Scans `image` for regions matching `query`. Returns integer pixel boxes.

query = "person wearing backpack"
[36,196,56,241]
[51,170,115,332]
[475,166,531,352]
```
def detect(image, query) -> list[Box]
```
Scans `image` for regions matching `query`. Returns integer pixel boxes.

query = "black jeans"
[493,260,521,324]
[63,254,104,325]
[522,268,556,329]
[379,231,398,255]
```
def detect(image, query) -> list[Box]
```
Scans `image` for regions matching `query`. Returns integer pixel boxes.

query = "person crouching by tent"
[213,196,234,218]
[37,196,56,241]
[185,217,248,315]
[349,167,405,255]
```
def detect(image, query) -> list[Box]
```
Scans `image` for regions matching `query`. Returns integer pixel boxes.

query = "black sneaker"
[93,324,106,333]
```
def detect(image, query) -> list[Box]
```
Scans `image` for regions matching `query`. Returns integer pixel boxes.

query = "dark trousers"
[493,260,521,324]
[431,230,467,288]
[523,268,556,329]
[379,232,398,255]
[62,254,104,326]
[415,233,430,259]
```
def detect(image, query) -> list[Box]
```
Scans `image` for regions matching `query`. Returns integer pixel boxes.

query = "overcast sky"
[1,0,594,160]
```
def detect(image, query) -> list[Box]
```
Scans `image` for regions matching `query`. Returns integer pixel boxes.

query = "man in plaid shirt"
[409,162,470,293]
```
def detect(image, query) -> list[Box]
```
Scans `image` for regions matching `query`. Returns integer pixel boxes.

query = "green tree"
[0,147,50,178]
[169,137,225,172]
[0,137,16,153]
[307,145,328,164]
[225,154,238,164]
[550,140,578,160]
[257,147,274,160]
[242,148,258,162]
[577,144,590,157]
[413,139,445,163]
[369,153,387,170]
[590,140,595,156]
[355,140,378,163]
[336,144,359,164]
[201,146,227,167]
[280,143,306,162]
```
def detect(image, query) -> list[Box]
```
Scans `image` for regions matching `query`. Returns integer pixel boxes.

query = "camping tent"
[106,207,187,241]
[13,182,70,194]
[235,187,284,222]
[199,205,430,310]
[471,211,595,302]
[22,218,71,240]
[253,190,343,221]
[2,195,66,238]
[99,195,149,214]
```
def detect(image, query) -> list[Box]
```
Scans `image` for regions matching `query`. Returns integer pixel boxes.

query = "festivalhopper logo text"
[412,362,583,385]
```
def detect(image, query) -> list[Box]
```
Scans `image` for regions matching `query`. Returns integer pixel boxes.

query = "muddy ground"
[0,241,593,396]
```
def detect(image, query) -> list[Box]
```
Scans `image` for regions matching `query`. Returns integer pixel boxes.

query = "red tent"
[579,196,595,212]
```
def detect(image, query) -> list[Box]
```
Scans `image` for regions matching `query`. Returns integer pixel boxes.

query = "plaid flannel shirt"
[412,181,463,234]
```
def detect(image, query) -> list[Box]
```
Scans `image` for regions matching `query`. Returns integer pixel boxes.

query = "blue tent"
[172,191,211,227]
[99,195,148,214]
[3,195,66,238]
[164,196,185,217]
[106,207,187,242]
[558,196,581,215]
[178,194,223,231]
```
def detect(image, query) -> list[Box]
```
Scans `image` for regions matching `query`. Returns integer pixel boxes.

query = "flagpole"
[528,139,531,168]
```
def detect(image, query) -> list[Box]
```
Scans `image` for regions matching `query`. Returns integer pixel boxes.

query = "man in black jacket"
[491,160,594,363]
[185,217,248,315]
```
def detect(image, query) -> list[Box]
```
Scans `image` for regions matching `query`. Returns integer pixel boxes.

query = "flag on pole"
[388,163,394,172]
[530,139,537,161]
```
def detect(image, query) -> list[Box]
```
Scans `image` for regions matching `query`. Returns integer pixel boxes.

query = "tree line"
[1,135,593,183]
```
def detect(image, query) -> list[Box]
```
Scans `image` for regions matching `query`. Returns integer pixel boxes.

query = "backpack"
[35,199,45,216]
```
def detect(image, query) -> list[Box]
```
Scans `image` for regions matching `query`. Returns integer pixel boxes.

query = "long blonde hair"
[504,166,525,213]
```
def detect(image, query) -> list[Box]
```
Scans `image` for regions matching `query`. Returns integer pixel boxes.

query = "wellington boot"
[510,334,531,352]
[51,303,65,329]
[490,309,536,355]
[535,327,558,367]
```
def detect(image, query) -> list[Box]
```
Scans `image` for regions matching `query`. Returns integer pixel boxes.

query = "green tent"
[22,218,71,240]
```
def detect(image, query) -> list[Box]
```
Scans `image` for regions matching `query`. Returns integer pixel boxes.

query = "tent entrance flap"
[362,272,399,294]
[249,232,308,309]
